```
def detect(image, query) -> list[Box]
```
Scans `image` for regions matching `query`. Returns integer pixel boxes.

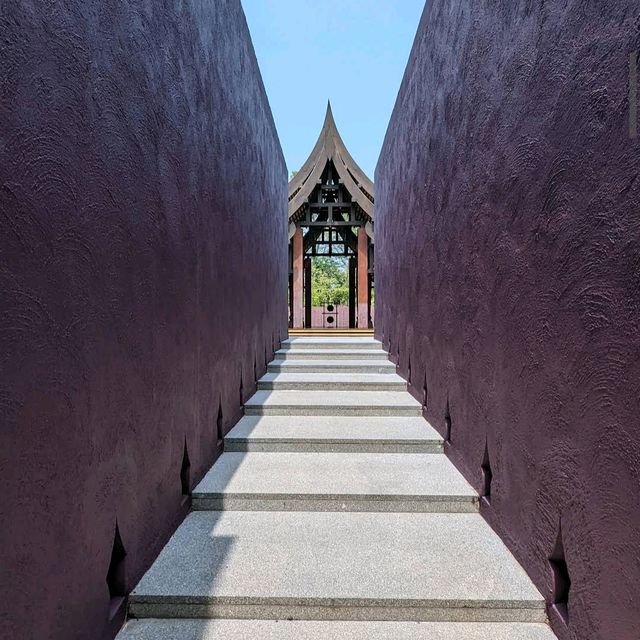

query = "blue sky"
[241,0,426,178]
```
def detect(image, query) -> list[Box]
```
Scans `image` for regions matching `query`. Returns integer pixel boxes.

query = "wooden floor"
[288,328,374,337]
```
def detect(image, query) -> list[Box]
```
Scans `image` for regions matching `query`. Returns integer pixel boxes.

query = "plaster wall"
[0,1,287,638]
[375,3,640,640]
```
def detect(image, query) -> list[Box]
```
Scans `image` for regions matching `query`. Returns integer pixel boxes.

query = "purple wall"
[376,3,640,640]
[0,2,287,639]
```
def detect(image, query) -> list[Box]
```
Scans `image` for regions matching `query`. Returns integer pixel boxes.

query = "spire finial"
[324,100,335,127]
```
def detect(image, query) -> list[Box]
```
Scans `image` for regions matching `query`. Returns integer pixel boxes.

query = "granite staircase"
[117,337,557,640]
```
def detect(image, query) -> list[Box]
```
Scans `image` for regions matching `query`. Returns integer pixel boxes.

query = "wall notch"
[180,439,191,496]
[549,522,571,624]
[216,400,224,445]
[481,440,493,503]
[422,373,428,409]
[106,522,127,619]
[444,398,452,443]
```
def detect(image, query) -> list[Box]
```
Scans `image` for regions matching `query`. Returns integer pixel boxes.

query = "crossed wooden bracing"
[288,102,374,240]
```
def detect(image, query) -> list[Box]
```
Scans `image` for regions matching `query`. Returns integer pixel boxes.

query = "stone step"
[244,390,422,416]
[191,452,477,512]
[117,619,558,640]
[257,372,406,392]
[281,337,383,350]
[289,331,375,337]
[224,415,443,453]
[128,511,546,622]
[275,348,389,360]
[268,359,396,374]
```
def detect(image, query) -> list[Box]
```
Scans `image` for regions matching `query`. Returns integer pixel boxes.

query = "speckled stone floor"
[117,337,557,640]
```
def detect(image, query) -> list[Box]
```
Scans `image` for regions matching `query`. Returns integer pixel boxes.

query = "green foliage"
[312,257,348,306]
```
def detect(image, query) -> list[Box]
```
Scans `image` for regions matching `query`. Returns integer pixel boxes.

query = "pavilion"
[287,103,375,329]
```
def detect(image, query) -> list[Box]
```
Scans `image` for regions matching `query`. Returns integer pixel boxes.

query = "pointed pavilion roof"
[288,102,374,222]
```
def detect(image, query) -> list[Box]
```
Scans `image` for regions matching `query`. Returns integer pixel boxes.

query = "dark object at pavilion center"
[288,103,374,328]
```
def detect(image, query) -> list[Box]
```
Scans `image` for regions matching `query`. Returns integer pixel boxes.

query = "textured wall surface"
[376,3,640,640]
[0,1,287,639]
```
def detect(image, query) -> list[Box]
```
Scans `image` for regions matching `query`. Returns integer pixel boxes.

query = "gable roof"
[288,102,375,222]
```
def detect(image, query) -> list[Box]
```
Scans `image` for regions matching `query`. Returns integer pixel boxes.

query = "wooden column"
[292,227,304,328]
[348,256,356,329]
[304,257,312,328]
[357,227,369,328]
[288,273,293,327]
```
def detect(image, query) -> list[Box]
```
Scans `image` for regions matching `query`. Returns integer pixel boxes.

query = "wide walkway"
[117,337,557,639]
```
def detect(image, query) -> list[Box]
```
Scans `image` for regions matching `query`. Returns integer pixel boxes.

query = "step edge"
[128,601,548,624]
[129,594,546,609]
[257,384,407,391]
[191,492,478,502]
[223,442,444,453]
[244,409,423,417]
[224,437,443,445]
